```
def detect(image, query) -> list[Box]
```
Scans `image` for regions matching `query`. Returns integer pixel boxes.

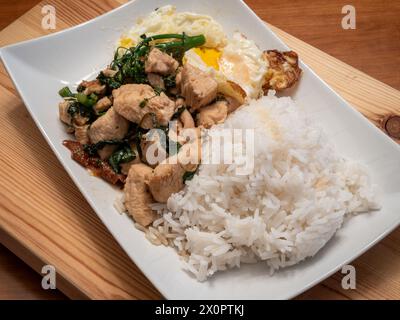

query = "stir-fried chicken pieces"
[177,131,201,173]
[73,114,89,126]
[87,107,130,160]
[80,79,106,96]
[147,73,165,90]
[101,67,118,78]
[263,50,302,92]
[59,101,73,125]
[94,96,112,115]
[197,100,228,129]
[74,124,90,145]
[140,129,168,167]
[180,109,195,129]
[217,80,246,113]
[98,145,117,160]
[148,129,201,203]
[148,159,186,203]
[124,163,158,227]
[145,48,179,76]
[59,101,91,144]
[88,107,129,144]
[112,84,176,126]
[120,155,141,175]
[140,113,156,130]
[147,94,177,125]
[168,109,195,145]
[179,64,218,111]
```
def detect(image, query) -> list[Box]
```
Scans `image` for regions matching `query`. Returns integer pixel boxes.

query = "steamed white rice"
[122,94,380,281]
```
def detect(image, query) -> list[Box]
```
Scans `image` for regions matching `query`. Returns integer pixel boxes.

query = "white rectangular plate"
[1,0,400,299]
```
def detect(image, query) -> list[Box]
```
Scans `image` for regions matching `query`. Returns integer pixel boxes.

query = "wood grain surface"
[0,0,38,30]
[0,0,399,300]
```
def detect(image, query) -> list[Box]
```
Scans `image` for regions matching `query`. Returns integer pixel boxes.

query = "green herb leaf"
[84,139,125,156]
[108,145,136,173]
[97,71,122,90]
[67,102,79,117]
[153,87,163,95]
[171,106,186,120]
[183,170,196,183]
[163,74,176,89]
[139,98,148,108]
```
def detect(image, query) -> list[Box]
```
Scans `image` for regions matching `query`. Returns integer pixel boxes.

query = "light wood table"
[0,0,399,300]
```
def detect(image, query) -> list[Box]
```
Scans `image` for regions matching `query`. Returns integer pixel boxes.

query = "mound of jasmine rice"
[137,94,380,281]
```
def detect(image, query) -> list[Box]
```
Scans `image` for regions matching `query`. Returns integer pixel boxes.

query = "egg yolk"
[119,37,134,48]
[192,47,221,70]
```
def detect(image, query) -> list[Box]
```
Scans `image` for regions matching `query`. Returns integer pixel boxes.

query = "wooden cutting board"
[0,0,399,300]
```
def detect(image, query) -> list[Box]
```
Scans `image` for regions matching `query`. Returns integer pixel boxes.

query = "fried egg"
[118,5,227,49]
[184,32,268,99]
[183,47,222,74]
[218,32,268,99]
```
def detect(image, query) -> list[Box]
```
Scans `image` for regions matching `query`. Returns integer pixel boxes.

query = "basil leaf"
[108,145,136,173]
[183,170,196,183]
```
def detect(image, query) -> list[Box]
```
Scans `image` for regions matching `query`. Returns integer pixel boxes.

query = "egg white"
[219,32,268,99]
[118,5,227,49]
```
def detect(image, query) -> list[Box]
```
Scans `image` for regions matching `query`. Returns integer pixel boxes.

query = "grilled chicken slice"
[124,163,157,227]
[112,84,176,126]
[196,100,228,129]
[263,50,302,92]
[179,64,218,111]
[145,48,179,76]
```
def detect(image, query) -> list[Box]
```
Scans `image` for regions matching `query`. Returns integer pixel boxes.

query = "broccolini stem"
[134,33,206,56]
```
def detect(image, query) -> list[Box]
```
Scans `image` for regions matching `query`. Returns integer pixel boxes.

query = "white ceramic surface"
[1,0,400,300]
